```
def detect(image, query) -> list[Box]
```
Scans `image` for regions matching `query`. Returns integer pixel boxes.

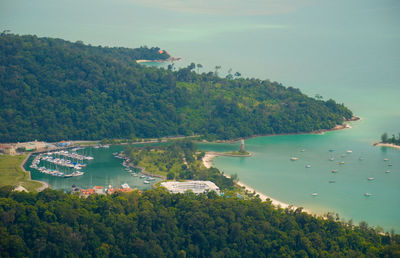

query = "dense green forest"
[0,188,398,257]
[0,33,353,142]
[125,140,235,189]
[381,132,400,146]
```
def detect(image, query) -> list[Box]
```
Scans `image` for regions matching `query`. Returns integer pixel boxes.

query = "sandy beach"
[203,152,310,213]
[374,142,400,150]
[35,180,50,192]
[202,153,215,169]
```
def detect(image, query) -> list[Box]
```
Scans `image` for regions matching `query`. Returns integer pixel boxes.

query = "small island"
[374,132,400,150]
[215,139,252,157]
[203,139,252,170]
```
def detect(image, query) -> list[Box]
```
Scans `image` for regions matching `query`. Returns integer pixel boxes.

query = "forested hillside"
[0,188,398,257]
[0,34,353,142]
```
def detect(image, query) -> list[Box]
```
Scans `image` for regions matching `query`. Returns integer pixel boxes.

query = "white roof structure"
[161,181,220,195]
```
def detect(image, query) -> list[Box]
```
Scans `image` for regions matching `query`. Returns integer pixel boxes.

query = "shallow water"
[198,126,400,231]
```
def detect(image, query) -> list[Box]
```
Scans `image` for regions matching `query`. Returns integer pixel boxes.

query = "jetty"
[28,150,93,178]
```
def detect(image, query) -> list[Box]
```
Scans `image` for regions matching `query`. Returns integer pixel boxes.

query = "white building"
[161,181,220,195]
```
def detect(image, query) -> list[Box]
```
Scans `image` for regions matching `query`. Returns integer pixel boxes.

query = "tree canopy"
[381,132,400,146]
[0,188,398,257]
[0,33,352,142]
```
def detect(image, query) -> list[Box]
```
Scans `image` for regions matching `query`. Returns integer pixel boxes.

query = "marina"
[29,150,93,178]
[26,145,160,191]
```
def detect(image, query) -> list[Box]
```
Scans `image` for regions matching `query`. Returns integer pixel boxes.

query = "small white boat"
[385,170,391,173]
[364,193,372,197]
[311,193,318,196]
[346,150,352,154]
[332,169,338,173]
[140,175,146,178]
[329,157,335,161]
[367,177,374,181]
[290,157,299,161]
[143,180,150,184]
[384,158,389,161]
[306,164,311,168]
[121,183,130,189]
[300,149,305,152]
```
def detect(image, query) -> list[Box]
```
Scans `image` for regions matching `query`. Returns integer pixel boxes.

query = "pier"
[29,150,94,178]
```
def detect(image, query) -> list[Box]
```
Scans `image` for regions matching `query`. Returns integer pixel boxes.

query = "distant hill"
[0,34,352,142]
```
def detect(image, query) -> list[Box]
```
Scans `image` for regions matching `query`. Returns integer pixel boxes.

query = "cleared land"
[0,154,42,192]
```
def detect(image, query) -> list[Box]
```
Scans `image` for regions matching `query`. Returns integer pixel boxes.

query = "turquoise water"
[26,146,159,191]
[198,127,400,231]
[3,0,400,230]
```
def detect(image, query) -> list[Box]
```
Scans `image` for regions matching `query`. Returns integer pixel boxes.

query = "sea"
[2,0,399,231]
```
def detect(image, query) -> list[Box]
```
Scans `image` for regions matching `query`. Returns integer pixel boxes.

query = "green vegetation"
[225,151,251,156]
[0,188,399,257]
[0,154,42,192]
[125,140,235,190]
[381,132,400,146]
[0,33,352,142]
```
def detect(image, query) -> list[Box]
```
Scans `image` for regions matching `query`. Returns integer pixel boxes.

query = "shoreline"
[201,120,361,217]
[132,165,166,180]
[373,142,400,150]
[136,56,181,64]
[205,119,358,144]
[20,153,49,192]
[202,152,312,214]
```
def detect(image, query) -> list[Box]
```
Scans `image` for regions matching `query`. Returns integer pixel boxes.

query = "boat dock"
[29,149,93,178]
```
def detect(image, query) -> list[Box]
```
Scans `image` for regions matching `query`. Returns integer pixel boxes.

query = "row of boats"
[123,164,156,184]
[115,151,156,184]
[94,145,110,149]
[41,155,86,169]
[53,150,94,160]
[35,166,84,177]
[30,150,94,178]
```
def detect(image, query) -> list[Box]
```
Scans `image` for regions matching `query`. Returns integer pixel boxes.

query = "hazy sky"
[131,0,312,15]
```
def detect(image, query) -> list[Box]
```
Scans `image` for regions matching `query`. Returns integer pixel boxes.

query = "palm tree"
[214,65,221,76]
[196,63,203,74]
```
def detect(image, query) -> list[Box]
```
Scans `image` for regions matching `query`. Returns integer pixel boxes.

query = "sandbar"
[374,142,400,150]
